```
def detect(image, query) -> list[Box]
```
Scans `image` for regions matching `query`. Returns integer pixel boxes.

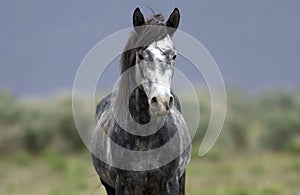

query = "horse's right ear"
[166,8,180,36]
[133,8,145,28]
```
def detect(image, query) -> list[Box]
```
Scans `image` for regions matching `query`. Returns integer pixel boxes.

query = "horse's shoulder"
[171,90,181,113]
[96,93,112,121]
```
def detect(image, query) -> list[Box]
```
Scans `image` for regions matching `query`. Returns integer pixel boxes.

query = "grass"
[186,152,300,195]
[0,150,300,195]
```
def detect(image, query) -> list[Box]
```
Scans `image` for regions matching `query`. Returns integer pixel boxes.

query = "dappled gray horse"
[92,7,191,195]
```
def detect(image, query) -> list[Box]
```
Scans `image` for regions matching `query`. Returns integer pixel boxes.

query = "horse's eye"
[172,55,177,60]
[138,53,144,61]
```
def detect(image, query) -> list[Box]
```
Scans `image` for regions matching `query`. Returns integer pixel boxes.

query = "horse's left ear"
[166,8,180,36]
[133,7,145,27]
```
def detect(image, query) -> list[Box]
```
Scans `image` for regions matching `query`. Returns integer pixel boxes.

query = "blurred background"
[1,0,300,194]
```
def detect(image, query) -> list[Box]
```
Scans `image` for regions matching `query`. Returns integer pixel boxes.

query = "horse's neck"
[114,69,151,124]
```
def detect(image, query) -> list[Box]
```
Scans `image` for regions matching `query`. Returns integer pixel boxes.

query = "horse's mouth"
[152,111,169,117]
[150,107,170,117]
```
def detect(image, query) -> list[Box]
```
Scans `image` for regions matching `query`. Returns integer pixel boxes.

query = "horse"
[91,7,191,195]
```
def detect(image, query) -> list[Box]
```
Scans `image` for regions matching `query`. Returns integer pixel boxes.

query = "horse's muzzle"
[149,95,174,116]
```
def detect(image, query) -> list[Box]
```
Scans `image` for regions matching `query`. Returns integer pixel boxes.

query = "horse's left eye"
[172,55,177,60]
[138,54,144,61]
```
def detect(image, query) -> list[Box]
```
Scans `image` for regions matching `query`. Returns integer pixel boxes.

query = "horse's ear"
[166,8,180,36]
[133,7,145,28]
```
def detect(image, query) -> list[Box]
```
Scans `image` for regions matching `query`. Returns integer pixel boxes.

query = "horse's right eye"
[138,54,144,61]
[172,55,177,60]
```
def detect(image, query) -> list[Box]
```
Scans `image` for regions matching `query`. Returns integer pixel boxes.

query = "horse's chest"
[116,157,180,187]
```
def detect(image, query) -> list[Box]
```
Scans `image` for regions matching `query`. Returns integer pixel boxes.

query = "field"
[1,89,300,194]
[1,149,299,195]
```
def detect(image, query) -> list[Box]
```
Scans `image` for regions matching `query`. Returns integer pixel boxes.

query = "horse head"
[132,8,180,117]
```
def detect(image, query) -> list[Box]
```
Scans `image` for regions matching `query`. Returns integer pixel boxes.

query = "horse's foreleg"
[115,176,143,195]
[100,179,115,195]
[178,171,186,195]
[165,177,180,195]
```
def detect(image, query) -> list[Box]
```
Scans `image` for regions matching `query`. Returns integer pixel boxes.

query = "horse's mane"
[120,13,168,74]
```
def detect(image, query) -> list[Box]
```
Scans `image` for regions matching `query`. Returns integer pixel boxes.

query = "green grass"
[0,151,299,195]
[186,151,300,195]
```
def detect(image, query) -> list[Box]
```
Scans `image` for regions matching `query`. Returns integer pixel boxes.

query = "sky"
[1,0,300,96]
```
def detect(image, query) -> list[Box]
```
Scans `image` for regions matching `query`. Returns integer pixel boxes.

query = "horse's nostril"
[165,104,170,111]
[151,97,158,104]
[169,96,174,107]
[165,96,174,111]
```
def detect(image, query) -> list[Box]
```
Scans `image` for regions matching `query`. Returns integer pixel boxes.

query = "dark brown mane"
[120,13,168,74]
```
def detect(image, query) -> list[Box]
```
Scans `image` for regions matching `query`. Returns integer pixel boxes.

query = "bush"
[1,88,300,155]
[0,91,20,124]
[258,91,300,151]
[20,105,57,153]
[56,98,85,151]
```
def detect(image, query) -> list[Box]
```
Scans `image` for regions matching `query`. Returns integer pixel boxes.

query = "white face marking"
[147,35,175,62]
[135,35,176,116]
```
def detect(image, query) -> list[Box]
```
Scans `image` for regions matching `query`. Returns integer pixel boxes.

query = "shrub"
[20,104,57,153]
[0,91,20,124]
[56,98,85,151]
